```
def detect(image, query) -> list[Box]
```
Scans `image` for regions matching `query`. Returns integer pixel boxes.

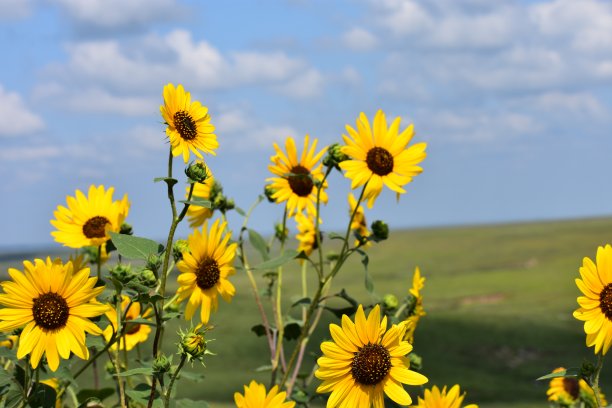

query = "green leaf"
[29,383,56,408]
[124,318,156,327]
[125,383,162,407]
[86,335,106,349]
[291,297,311,308]
[327,232,347,241]
[162,312,181,321]
[114,367,153,377]
[357,249,374,294]
[76,388,114,403]
[179,198,211,208]
[109,232,162,260]
[324,306,358,319]
[251,324,267,337]
[283,322,302,341]
[252,250,299,271]
[536,368,579,381]
[248,229,269,261]
[254,365,273,372]
[177,371,205,381]
[235,207,246,216]
[153,177,178,187]
[176,399,210,408]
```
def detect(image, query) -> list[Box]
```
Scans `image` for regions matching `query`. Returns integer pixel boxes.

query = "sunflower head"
[348,193,371,247]
[103,295,152,351]
[186,171,216,228]
[160,83,218,163]
[0,258,107,371]
[176,219,237,324]
[315,304,427,407]
[573,244,612,355]
[266,135,328,217]
[415,385,478,408]
[51,185,130,249]
[295,212,321,258]
[234,381,295,408]
[547,367,605,407]
[339,110,427,208]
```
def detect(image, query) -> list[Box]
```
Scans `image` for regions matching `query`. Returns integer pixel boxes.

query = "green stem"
[271,206,288,384]
[163,354,187,408]
[592,352,605,408]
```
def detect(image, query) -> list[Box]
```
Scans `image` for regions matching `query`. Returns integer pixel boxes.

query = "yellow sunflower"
[234,380,296,408]
[0,334,17,349]
[160,83,218,163]
[295,211,321,258]
[267,135,328,217]
[176,219,237,324]
[0,258,107,371]
[547,367,605,407]
[102,295,151,351]
[348,193,370,247]
[339,110,427,208]
[573,244,612,355]
[414,385,478,408]
[315,304,428,407]
[186,172,216,228]
[404,267,426,344]
[51,185,130,249]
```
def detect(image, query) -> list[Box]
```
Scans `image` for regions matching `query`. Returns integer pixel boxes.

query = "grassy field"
[1,216,612,407]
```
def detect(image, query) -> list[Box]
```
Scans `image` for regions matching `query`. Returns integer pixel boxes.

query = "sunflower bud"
[323,143,349,170]
[137,269,158,288]
[145,254,162,273]
[109,264,134,285]
[264,185,277,203]
[274,222,288,243]
[173,239,189,263]
[371,220,389,241]
[120,222,133,236]
[383,294,399,310]
[185,161,209,184]
[179,325,209,362]
[153,354,172,375]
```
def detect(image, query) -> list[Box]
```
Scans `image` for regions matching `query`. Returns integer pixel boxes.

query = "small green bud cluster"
[322,143,349,170]
[371,220,389,241]
[274,222,288,243]
[135,269,157,288]
[383,294,399,310]
[173,239,189,263]
[109,264,134,285]
[120,222,133,236]
[185,161,209,184]
[153,353,172,376]
[264,186,277,203]
[209,181,235,214]
[179,325,211,364]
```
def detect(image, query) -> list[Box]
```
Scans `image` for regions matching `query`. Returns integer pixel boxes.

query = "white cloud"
[342,28,378,51]
[528,92,608,119]
[0,146,59,161]
[273,69,325,99]
[0,85,45,137]
[0,0,32,20]
[51,0,183,29]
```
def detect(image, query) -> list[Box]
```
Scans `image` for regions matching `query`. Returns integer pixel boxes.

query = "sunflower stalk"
[591,353,605,408]
[163,354,187,408]
[271,206,289,384]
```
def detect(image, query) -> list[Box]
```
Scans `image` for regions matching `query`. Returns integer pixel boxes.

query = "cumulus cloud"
[50,0,184,31]
[342,28,378,51]
[0,0,32,20]
[0,85,45,137]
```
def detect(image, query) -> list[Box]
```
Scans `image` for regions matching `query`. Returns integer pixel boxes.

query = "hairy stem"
[163,355,187,408]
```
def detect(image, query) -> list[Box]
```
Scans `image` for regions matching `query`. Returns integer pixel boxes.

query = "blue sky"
[1,0,611,248]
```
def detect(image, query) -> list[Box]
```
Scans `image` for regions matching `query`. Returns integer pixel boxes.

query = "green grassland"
[1,216,612,407]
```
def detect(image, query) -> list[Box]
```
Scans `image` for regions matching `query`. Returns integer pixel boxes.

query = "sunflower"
[267,135,328,217]
[414,385,478,408]
[573,244,612,355]
[51,185,130,249]
[315,304,428,407]
[295,211,321,258]
[404,267,426,344]
[176,219,237,324]
[0,258,107,371]
[234,380,296,408]
[186,172,216,228]
[102,295,151,351]
[339,110,427,208]
[547,367,605,407]
[348,193,370,247]
[160,83,218,163]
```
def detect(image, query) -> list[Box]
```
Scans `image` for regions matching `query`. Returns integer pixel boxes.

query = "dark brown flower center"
[195,257,220,290]
[351,343,391,385]
[366,147,394,176]
[82,216,110,239]
[600,283,612,320]
[125,322,142,335]
[32,293,70,331]
[563,377,580,399]
[288,165,314,197]
[174,111,197,141]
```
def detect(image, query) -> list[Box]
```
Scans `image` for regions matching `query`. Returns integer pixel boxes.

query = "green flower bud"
[407,352,422,371]
[109,264,134,285]
[326,251,340,262]
[580,360,596,382]
[274,222,288,243]
[146,254,162,273]
[322,143,349,170]
[264,185,277,203]
[104,360,116,376]
[185,161,209,184]
[120,222,133,236]
[371,220,389,241]
[179,325,209,363]
[138,269,158,288]
[153,354,172,375]
[383,294,399,310]
[173,239,189,263]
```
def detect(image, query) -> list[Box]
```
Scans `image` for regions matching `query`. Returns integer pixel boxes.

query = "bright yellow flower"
[295,211,321,258]
[414,385,478,408]
[186,172,216,228]
[176,219,237,324]
[160,83,218,163]
[573,244,612,355]
[103,295,152,351]
[315,305,428,407]
[0,258,107,371]
[410,267,425,298]
[234,380,295,408]
[51,185,129,248]
[267,135,328,217]
[404,267,426,344]
[547,367,605,406]
[339,110,427,208]
[348,193,370,247]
